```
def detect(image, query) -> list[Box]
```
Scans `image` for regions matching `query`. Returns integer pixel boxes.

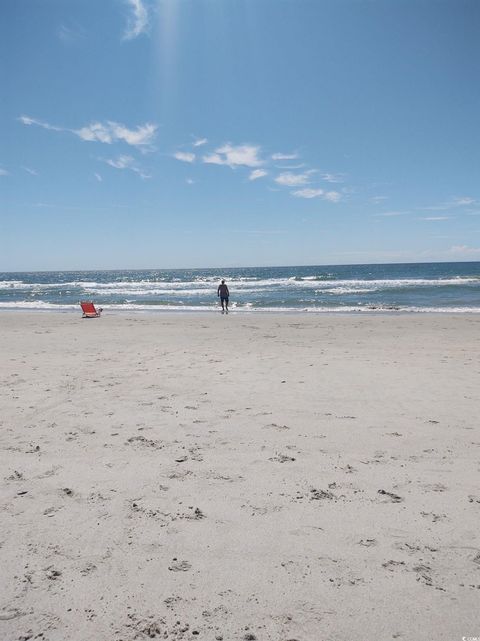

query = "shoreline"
[1,307,480,316]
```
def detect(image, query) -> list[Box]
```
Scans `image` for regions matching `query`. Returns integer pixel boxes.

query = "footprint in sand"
[420,511,448,522]
[43,506,62,517]
[269,453,296,463]
[80,562,97,575]
[45,567,62,580]
[126,435,164,450]
[358,539,377,547]
[310,488,335,501]
[168,559,192,572]
[377,489,403,503]
[382,560,406,572]
[0,609,27,621]
[264,423,290,431]
[6,470,24,481]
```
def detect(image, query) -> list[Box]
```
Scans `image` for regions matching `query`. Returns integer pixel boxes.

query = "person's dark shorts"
[221,297,229,304]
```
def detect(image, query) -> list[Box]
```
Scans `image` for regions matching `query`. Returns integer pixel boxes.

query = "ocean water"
[1,262,480,313]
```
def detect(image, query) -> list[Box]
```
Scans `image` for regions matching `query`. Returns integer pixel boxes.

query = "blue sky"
[1,0,480,270]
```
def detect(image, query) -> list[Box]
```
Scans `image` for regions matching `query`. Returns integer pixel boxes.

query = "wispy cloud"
[57,23,85,45]
[105,155,136,169]
[192,137,208,147]
[23,167,38,176]
[419,196,476,211]
[19,115,157,150]
[174,151,195,163]
[321,172,345,184]
[103,154,150,179]
[19,115,63,132]
[249,169,268,181]
[76,121,157,149]
[275,172,310,187]
[374,211,408,217]
[292,188,341,202]
[0,168,10,176]
[448,244,480,257]
[421,216,450,221]
[94,172,103,182]
[123,0,149,40]
[271,152,298,161]
[292,188,323,199]
[370,196,388,204]
[451,197,475,206]
[274,163,305,170]
[186,178,195,185]
[203,144,263,168]
[324,190,342,203]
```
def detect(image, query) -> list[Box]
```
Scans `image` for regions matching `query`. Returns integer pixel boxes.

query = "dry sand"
[1,311,479,641]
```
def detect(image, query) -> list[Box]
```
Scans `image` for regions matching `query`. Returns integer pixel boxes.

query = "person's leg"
[220,298,225,313]
[225,298,229,313]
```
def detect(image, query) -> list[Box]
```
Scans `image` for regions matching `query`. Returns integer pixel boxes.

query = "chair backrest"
[81,301,97,314]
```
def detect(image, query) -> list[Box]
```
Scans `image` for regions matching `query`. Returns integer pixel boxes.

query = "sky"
[1,0,480,271]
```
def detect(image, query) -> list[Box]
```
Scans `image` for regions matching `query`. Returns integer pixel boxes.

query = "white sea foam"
[2,276,479,294]
[324,287,378,295]
[74,277,480,299]
[0,301,78,310]
[1,300,480,314]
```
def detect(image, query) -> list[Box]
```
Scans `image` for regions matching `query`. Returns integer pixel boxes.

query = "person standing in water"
[217,279,230,314]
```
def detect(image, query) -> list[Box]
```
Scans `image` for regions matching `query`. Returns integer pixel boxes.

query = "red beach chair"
[80,301,103,318]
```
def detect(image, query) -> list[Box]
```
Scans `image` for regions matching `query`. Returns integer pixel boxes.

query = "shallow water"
[1,262,480,313]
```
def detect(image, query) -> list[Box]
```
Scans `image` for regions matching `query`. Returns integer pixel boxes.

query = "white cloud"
[419,196,476,211]
[291,187,341,202]
[23,167,38,176]
[75,121,157,149]
[203,144,263,168]
[275,172,310,187]
[174,151,195,163]
[370,196,388,203]
[94,172,103,182]
[321,173,345,183]
[324,190,342,203]
[271,152,298,160]
[105,155,135,169]
[186,178,195,185]
[421,216,449,221]
[202,153,223,165]
[19,115,157,150]
[57,23,85,44]
[274,163,305,170]
[452,197,475,206]
[57,24,74,43]
[249,169,268,181]
[18,115,63,131]
[103,155,150,179]
[0,168,9,176]
[292,188,324,199]
[123,0,149,40]
[192,137,208,147]
[448,244,480,257]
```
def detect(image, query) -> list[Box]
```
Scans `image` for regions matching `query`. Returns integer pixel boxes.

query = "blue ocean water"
[1,262,480,313]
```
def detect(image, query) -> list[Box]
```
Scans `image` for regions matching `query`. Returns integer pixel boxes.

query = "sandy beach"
[1,311,479,641]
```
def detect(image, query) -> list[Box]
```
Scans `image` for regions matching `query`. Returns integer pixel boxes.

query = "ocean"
[1,262,480,313]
